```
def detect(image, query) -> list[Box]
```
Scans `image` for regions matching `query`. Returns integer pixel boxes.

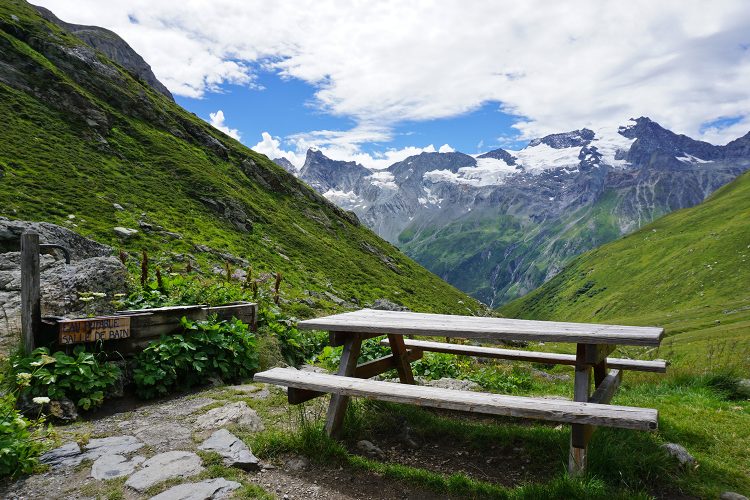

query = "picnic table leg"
[387,334,415,384]
[569,344,592,476]
[325,333,362,438]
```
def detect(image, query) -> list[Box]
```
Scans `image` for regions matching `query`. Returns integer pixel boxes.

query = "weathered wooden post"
[21,231,41,354]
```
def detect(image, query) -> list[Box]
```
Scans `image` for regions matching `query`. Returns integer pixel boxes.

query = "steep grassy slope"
[502,170,750,370]
[0,0,484,316]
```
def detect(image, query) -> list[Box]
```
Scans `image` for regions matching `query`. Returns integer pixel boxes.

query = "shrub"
[0,395,45,478]
[412,352,467,380]
[257,306,326,367]
[11,347,120,410]
[133,315,259,399]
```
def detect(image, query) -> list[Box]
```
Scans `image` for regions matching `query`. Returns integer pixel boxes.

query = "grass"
[501,170,750,373]
[0,0,487,318]
[244,369,749,499]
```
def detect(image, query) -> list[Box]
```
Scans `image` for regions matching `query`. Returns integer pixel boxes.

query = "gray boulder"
[125,451,204,492]
[370,299,409,311]
[150,478,241,500]
[0,225,126,350]
[198,429,260,471]
[720,493,748,500]
[0,217,112,258]
[356,440,385,460]
[424,377,481,392]
[661,443,696,468]
[113,226,138,239]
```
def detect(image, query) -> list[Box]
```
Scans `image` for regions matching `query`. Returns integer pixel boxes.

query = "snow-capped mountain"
[274,118,750,306]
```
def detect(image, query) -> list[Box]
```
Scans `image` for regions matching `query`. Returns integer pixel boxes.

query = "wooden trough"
[38,301,257,355]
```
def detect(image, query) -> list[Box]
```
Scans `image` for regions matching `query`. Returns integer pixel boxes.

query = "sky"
[34,0,750,169]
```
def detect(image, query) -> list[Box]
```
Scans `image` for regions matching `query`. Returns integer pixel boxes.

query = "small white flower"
[79,296,95,302]
[91,292,107,298]
[32,396,51,404]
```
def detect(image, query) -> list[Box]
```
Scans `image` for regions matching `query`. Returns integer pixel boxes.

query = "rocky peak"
[620,117,721,163]
[298,149,371,192]
[528,128,595,149]
[33,5,173,101]
[478,147,517,165]
[272,157,296,174]
[388,152,476,183]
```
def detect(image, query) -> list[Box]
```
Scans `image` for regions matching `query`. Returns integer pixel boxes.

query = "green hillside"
[501,170,750,371]
[0,0,484,316]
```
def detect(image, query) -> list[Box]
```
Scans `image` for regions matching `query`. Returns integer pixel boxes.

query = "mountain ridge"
[285,119,750,306]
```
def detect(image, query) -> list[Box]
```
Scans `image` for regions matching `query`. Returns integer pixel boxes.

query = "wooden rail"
[381,338,668,372]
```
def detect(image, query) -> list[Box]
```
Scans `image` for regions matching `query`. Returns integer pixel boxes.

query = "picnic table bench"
[254,309,666,475]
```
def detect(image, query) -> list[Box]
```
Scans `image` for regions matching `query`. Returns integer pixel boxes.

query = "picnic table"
[254,309,666,475]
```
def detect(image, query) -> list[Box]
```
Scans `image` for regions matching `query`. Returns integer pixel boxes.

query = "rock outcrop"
[0,219,126,351]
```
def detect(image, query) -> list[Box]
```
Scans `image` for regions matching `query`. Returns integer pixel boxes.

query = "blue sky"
[175,72,528,164]
[35,1,750,169]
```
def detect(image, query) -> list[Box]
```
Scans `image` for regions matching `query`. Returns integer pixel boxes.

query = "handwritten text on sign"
[58,316,131,344]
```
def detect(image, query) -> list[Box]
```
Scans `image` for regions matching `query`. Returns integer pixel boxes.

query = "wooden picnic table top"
[297,309,664,346]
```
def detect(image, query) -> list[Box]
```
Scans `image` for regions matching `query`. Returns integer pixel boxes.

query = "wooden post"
[387,334,416,384]
[569,343,592,476]
[21,232,41,355]
[325,333,362,438]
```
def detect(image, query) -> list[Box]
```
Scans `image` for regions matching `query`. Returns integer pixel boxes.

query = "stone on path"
[195,401,265,432]
[198,429,260,471]
[661,443,696,468]
[83,435,143,460]
[125,451,204,492]
[133,421,193,450]
[90,454,145,480]
[149,478,241,500]
[40,442,82,468]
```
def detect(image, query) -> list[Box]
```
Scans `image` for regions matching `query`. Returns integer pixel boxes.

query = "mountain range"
[280,122,750,306]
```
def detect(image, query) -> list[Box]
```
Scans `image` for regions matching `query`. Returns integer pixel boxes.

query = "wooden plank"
[387,334,415,384]
[288,349,423,405]
[382,339,668,373]
[325,334,362,438]
[254,368,659,431]
[20,232,41,354]
[589,369,622,405]
[299,309,664,346]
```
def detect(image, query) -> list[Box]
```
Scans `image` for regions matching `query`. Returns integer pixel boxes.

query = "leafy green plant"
[11,347,120,410]
[132,315,259,399]
[0,395,45,478]
[467,366,533,394]
[412,352,467,380]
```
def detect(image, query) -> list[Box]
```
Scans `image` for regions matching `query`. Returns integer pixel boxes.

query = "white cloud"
[35,0,750,146]
[208,110,240,140]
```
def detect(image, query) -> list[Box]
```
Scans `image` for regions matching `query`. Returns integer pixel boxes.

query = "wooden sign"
[58,316,131,345]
